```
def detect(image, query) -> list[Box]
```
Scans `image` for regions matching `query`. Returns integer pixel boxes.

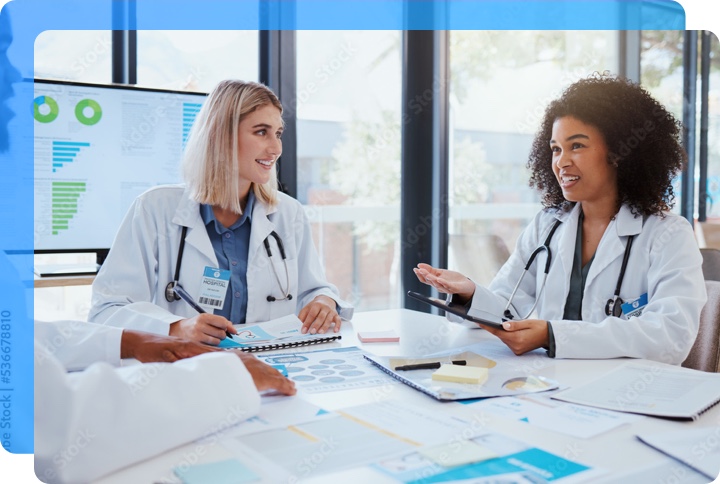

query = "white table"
[96,309,720,483]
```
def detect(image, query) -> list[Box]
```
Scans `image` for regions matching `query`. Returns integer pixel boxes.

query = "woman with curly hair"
[414,75,706,364]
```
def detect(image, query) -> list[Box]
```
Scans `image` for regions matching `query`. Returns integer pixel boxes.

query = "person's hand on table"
[169,313,237,345]
[413,263,476,304]
[121,330,219,362]
[299,295,341,334]
[481,319,549,355]
[228,350,297,395]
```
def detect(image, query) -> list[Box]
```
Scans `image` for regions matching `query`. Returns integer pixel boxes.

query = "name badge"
[198,266,231,312]
[621,293,648,319]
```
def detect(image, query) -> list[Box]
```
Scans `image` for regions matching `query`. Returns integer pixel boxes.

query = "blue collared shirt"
[200,192,255,324]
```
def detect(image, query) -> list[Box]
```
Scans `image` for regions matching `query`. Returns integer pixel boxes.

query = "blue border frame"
[0,0,685,457]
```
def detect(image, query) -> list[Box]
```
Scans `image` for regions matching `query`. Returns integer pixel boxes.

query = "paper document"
[463,395,639,439]
[255,346,397,393]
[367,431,605,483]
[222,400,485,479]
[636,428,720,480]
[551,361,720,420]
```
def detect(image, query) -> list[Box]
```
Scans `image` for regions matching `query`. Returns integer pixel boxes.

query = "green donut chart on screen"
[75,98,103,126]
[33,95,59,123]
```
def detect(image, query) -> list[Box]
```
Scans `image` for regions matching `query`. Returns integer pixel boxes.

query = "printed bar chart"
[51,181,86,234]
[52,141,90,172]
[182,102,202,147]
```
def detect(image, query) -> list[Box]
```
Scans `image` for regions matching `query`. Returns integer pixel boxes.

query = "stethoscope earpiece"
[605,297,624,317]
[165,281,181,302]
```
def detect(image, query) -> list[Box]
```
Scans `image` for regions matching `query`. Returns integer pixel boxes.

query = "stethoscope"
[503,219,635,321]
[164,226,292,304]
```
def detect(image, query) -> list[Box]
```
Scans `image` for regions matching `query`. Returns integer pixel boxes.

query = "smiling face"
[550,116,618,208]
[236,103,283,197]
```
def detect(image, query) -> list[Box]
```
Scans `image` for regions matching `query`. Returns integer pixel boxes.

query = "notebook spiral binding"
[240,335,342,353]
[363,355,440,400]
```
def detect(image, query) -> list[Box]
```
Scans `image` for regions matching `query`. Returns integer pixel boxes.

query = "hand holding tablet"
[407,291,506,331]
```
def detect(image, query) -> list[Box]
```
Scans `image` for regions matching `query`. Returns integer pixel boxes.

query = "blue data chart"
[182,102,202,148]
[51,140,90,173]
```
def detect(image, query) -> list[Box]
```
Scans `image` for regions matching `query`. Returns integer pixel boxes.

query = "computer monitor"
[33,79,207,260]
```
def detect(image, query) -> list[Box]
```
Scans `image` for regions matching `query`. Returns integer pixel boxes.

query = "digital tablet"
[407,291,506,330]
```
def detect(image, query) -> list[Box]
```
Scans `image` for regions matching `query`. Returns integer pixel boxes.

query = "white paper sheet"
[637,427,720,480]
[465,395,639,439]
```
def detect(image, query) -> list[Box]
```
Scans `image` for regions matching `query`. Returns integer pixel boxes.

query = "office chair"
[700,248,720,282]
[682,280,720,373]
[448,234,511,287]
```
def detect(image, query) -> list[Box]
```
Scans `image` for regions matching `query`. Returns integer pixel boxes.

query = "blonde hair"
[182,80,282,213]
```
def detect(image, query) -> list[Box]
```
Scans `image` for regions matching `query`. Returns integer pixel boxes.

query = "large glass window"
[137,31,259,92]
[448,31,620,285]
[34,31,112,83]
[296,31,401,311]
[709,34,720,222]
[640,31,684,216]
[641,31,720,224]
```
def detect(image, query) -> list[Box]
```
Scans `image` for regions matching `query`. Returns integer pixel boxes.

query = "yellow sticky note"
[419,440,497,467]
[431,364,489,384]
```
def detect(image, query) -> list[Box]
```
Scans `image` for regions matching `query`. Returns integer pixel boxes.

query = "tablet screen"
[407,291,505,330]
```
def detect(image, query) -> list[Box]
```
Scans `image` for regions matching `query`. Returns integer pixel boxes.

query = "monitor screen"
[33,79,207,252]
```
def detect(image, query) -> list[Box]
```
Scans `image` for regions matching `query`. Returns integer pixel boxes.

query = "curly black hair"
[527,74,686,216]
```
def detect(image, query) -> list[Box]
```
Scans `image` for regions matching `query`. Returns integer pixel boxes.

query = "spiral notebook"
[552,361,720,421]
[364,350,558,401]
[218,314,341,353]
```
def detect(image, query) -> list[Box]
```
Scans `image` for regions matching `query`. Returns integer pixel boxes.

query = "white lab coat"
[34,320,260,484]
[459,204,706,364]
[89,185,353,334]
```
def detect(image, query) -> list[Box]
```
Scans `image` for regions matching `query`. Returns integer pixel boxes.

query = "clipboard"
[407,291,506,330]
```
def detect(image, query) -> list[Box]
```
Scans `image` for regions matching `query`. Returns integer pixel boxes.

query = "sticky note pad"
[419,440,498,467]
[431,364,489,384]
[357,330,400,343]
[174,459,260,484]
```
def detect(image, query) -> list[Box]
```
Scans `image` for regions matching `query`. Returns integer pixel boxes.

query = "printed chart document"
[218,314,341,352]
[552,361,720,420]
[365,431,604,483]
[463,394,639,439]
[255,347,397,394]
[221,400,469,479]
[221,400,602,482]
[636,428,720,480]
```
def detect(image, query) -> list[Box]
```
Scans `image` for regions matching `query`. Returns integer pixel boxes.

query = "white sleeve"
[88,196,183,334]
[294,205,354,320]
[34,320,123,371]
[35,344,260,484]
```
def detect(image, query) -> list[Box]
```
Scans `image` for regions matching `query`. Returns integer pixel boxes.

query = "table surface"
[96,309,720,484]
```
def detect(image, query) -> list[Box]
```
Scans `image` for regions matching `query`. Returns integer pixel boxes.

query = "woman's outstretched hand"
[413,263,476,304]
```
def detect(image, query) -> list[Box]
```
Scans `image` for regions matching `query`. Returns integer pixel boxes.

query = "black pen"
[395,360,467,371]
[173,285,233,339]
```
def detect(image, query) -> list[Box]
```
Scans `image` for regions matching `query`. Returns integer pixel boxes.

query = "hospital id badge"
[198,266,231,312]
[621,293,648,319]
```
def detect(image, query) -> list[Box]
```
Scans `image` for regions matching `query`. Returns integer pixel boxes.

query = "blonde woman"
[90,80,352,344]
